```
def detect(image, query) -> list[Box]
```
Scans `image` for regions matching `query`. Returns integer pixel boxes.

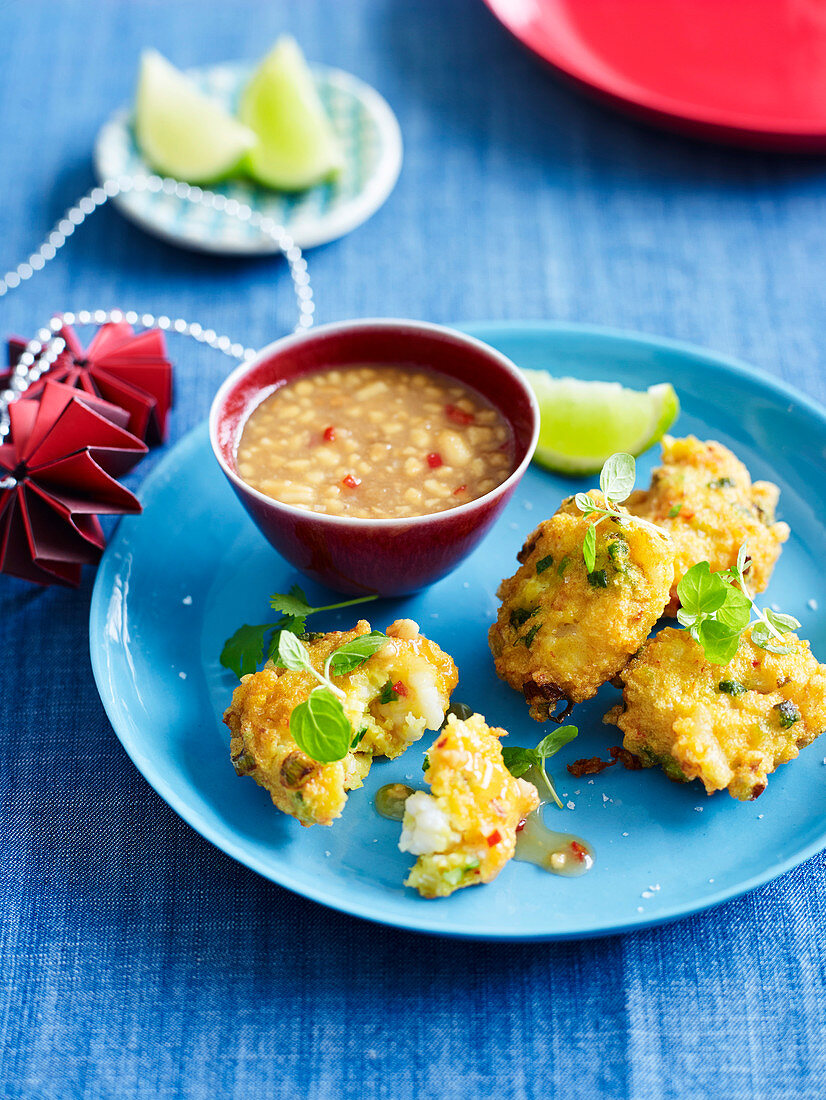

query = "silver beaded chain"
[0,173,315,445]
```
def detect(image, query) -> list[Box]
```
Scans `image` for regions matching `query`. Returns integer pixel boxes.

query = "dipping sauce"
[513,764,594,877]
[236,365,515,519]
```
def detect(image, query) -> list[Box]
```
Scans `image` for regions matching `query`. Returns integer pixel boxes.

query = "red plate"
[483,0,826,149]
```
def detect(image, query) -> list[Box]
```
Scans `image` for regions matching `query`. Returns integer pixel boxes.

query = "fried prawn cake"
[604,626,826,801]
[223,618,458,827]
[399,713,539,898]
[488,494,674,721]
[624,435,789,616]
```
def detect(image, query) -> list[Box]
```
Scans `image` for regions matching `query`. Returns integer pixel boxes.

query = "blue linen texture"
[1,1,825,1097]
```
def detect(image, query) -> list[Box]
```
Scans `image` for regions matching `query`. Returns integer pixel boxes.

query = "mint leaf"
[275,631,313,673]
[765,609,800,634]
[328,631,387,676]
[715,587,751,632]
[575,492,597,514]
[290,688,352,763]
[534,726,578,760]
[219,623,272,679]
[583,524,597,572]
[600,452,635,503]
[696,618,741,665]
[677,561,728,617]
[501,746,537,778]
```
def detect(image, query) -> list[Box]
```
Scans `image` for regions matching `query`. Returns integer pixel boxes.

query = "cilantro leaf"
[269,584,313,618]
[327,631,387,676]
[219,623,272,678]
[290,688,352,763]
[221,584,379,680]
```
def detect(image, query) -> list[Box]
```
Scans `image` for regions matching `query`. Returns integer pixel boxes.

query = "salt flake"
[566,800,575,810]
[182,595,193,606]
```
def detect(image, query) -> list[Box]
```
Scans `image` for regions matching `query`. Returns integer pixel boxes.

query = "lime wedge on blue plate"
[523,373,680,475]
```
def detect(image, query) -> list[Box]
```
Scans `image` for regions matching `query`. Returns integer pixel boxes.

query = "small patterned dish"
[94,61,403,252]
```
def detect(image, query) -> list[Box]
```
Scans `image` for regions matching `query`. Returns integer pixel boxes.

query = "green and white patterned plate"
[94,62,403,252]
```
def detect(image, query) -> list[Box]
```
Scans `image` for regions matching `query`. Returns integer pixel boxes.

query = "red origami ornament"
[0,379,147,586]
[8,320,173,444]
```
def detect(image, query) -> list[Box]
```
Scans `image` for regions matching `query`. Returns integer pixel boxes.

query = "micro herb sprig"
[273,628,388,764]
[574,453,666,572]
[219,584,379,678]
[677,543,800,665]
[501,726,578,810]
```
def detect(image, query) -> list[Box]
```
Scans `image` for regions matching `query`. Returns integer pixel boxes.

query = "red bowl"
[209,319,539,595]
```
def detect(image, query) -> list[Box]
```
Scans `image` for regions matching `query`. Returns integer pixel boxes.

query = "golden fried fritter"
[624,436,789,616]
[489,494,674,721]
[224,618,458,826]
[399,713,539,898]
[604,626,826,800]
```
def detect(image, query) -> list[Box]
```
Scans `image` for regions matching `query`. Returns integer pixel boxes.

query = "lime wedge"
[239,37,344,190]
[135,50,256,184]
[523,373,680,476]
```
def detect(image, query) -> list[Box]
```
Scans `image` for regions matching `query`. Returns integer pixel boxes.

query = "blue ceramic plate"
[90,323,826,940]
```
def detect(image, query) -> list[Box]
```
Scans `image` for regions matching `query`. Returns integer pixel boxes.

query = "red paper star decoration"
[8,320,173,444]
[0,379,147,586]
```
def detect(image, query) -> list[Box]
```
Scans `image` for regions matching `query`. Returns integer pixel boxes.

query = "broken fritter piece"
[488,493,674,721]
[604,625,826,800]
[399,712,539,898]
[223,618,458,826]
[624,436,789,616]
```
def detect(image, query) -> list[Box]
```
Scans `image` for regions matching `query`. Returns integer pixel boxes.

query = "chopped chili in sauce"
[486,830,502,847]
[445,403,474,426]
[393,680,408,697]
[323,425,336,442]
[453,484,467,495]
[426,452,443,469]
[342,474,361,489]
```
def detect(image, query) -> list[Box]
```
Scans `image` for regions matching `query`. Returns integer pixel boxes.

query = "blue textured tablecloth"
[2,2,826,1097]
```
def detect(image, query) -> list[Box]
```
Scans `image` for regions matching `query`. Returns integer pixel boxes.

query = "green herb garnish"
[557,556,570,576]
[718,680,746,696]
[271,628,390,763]
[677,543,800,665]
[587,569,608,589]
[378,680,400,704]
[707,477,735,490]
[441,701,474,727]
[510,606,538,629]
[774,700,800,729]
[219,584,379,678]
[351,727,368,749]
[522,623,541,648]
[668,503,683,518]
[575,453,666,571]
[290,688,353,764]
[502,726,578,810]
[536,555,554,574]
